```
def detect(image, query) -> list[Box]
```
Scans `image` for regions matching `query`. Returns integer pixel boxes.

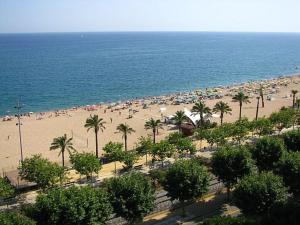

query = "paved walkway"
[143,192,240,225]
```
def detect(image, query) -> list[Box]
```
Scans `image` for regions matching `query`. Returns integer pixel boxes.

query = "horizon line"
[1,30,300,35]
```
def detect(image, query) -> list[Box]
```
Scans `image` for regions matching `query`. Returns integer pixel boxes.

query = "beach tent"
[166,108,213,127]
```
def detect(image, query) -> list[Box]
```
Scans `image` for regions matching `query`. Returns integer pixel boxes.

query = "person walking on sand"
[110,117,112,123]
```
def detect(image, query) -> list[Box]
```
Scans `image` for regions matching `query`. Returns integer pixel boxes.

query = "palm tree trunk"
[293,95,296,108]
[256,98,260,120]
[153,130,156,143]
[95,131,99,158]
[261,95,265,108]
[220,113,223,125]
[239,103,242,120]
[200,114,203,127]
[125,134,128,151]
[62,151,65,167]
[114,161,117,175]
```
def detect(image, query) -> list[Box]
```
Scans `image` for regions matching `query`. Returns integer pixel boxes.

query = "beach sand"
[0,75,299,171]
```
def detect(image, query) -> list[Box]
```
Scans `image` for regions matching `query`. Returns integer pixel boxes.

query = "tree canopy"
[151,140,176,166]
[282,130,300,152]
[70,152,101,180]
[28,186,112,225]
[18,155,65,190]
[234,172,288,215]
[106,172,155,224]
[163,159,209,203]
[0,177,14,199]
[277,151,300,196]
[261,201,300,225]
[212,146,256,198]
[0,211,36,225]
[251,137,286,171]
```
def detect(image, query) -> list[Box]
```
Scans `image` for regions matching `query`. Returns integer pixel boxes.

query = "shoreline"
[2,73,299,120]
[0,73,299,171]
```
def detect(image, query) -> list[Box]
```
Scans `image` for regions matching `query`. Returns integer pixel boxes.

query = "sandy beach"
[0,75,299,171]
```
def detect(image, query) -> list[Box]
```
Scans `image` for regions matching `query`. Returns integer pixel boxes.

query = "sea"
[1,32,300,116]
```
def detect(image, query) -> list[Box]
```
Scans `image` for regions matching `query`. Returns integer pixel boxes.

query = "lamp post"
[15,100,23,162]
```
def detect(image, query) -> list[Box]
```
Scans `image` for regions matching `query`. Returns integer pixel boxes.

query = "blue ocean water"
[1,32,300,116]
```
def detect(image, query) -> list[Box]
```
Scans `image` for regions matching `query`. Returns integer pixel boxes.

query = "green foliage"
[194,128,207,142]
[168,133,196,155]
[282,130,300,152]
[116,123,135,151]
[202,216,256,225]
[173,110,189,131]
[103,141,124,162]
[148,169,167,188]
[70,152,101,180]
[106,172,155,224]
[120,151,139,171]
[151,140,176,164]
[0,211,36,225]
[230,118,250,144]
[277,151,300,196]
[167,131,184,144]
[50,134,75,167]
[19,155,66,190]
[212,146,256,192]
[204,127,228,147]
[251,118,273,137]
[191,101,212,127]
[163,159,209,202]
[28,186,112,225]
[135,136,153,156]
[261,201,300,225]
[84,115,106,158]
[234,172,288,215]
[251,137,286,171]
[176,137,197,155]
[269,108,295,133]
[232,91,251,119]
[144,118,163,143]
[0,177,14,199]
[213,101,232,125]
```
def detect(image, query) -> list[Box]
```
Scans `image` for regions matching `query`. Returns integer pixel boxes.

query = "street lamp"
[14,100,23,162]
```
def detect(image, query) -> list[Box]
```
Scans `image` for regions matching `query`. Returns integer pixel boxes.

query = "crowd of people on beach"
[1,75,299,122]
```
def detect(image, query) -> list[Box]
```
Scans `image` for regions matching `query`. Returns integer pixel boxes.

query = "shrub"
[282,130,300,152]
[28,186,112,225]
[106,172,155,224]
[251,137,285,171]
[0,211,36,225]
[234,172,288,215]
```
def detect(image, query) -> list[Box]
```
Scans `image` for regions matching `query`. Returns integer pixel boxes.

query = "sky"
[0,0,300,33]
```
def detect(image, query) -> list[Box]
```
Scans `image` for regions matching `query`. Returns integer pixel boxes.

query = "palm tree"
[232,92,251,120]
[296,98,300,109]
[291,90,298,108]
[173,110,189,131]
[255,96,260,120]
[84,115,106,158]
[191,101,211,127]
[145,118,163,143]
[116,123,135,151]
[50,134,75,167]
[213,101,232,125]
[259,85,265,108]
